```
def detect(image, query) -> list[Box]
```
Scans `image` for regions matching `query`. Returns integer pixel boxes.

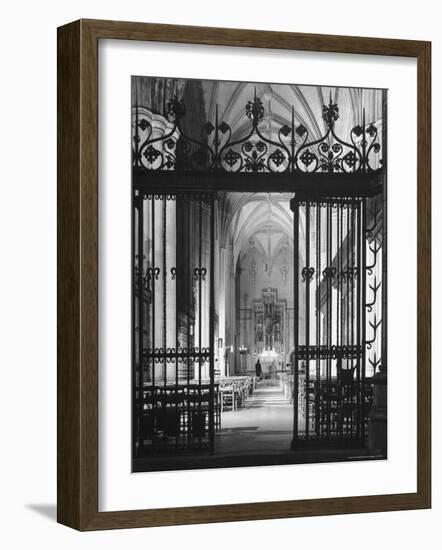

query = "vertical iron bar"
[356,201,362,440]
[291,106,295,172]
[337,203,341,439]
[327,202,332,437]
[330,202,334,437]
[382,89,388,374]
[209,196,215,452]
[175,196,179,447]
[335,204,339,351]
[361,198,367,442]
[134,81,139,167]
[151,196,156,436]
[338,203,345,438]
[315,203,321,438]
[362,108,367,172]
[151,197,156,388]
[350,203,355,437]
[163,198,167,386]
[291,197,299,448]
[187,199,191,440]
[175,197,179,388]
[132,78,139,451]
[136,195,144,454]
[305,203,310,439]
[132,189,136,458]
[345,202,350,436]
[198,198,203,444]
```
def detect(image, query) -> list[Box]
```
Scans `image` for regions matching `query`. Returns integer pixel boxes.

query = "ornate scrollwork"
[366,315,382,350]
[143,346,212,364]
[301,267,315,282]
[297,344,362,360]
[366,277,381,313]
[369,352,382,373]
[322,99,339,127]
[146,267,161,281]
[166,96,186,123]
[132,92,382,175]
[340,266,359,280]
[322,266,337,279]
[245,95,265,125]
[193,267,207,281]
[366,205,382,238]
[366,242,381,276]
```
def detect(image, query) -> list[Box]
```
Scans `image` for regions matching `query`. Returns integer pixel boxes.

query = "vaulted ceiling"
[133,76,383,270]
[218,192,295,268]
[133,77,383,147]
[201,81,383,145]
[205,81,382,267]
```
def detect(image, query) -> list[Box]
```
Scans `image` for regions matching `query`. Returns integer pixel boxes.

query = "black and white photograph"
[131,76,387,472]
[2,0,435,541]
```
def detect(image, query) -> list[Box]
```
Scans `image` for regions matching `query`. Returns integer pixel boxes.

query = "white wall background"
[0,0,439,547]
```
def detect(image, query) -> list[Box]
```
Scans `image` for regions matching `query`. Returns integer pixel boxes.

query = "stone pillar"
[213,226,220,372]
[218,247,227,376]
[201,207,210,379]
[229,243,237,375]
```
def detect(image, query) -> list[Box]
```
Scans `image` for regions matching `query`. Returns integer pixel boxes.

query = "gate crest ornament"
[132,94,382,174]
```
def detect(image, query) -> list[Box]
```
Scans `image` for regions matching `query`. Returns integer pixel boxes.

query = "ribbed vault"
[202,81,383,145]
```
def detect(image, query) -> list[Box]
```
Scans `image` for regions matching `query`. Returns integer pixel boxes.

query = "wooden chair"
[220,384,236,411]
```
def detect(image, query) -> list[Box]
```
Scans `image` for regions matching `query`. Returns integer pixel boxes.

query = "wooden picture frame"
[57,19,431,530]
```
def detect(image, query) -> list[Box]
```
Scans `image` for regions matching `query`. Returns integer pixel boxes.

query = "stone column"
[201,206,210,379]
[218,246,227,376]
[231,243,239,375]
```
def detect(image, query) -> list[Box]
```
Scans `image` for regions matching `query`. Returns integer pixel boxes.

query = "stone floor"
[216,383,294,456]
[133,381,375,472]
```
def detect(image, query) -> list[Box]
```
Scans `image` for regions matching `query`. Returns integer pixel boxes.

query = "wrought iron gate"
[132,83,386,458]
[133,191,216,457]
[291,194,383,447]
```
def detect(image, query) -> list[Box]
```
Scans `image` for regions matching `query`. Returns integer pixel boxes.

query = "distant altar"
[252,288,287,376]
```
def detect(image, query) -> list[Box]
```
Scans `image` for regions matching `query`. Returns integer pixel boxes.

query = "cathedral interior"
[131,77,387,472]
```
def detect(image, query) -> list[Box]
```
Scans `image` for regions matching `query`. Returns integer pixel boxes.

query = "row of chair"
[278,373,374,437]
[218,376,257,411]
[137,377,259,450]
